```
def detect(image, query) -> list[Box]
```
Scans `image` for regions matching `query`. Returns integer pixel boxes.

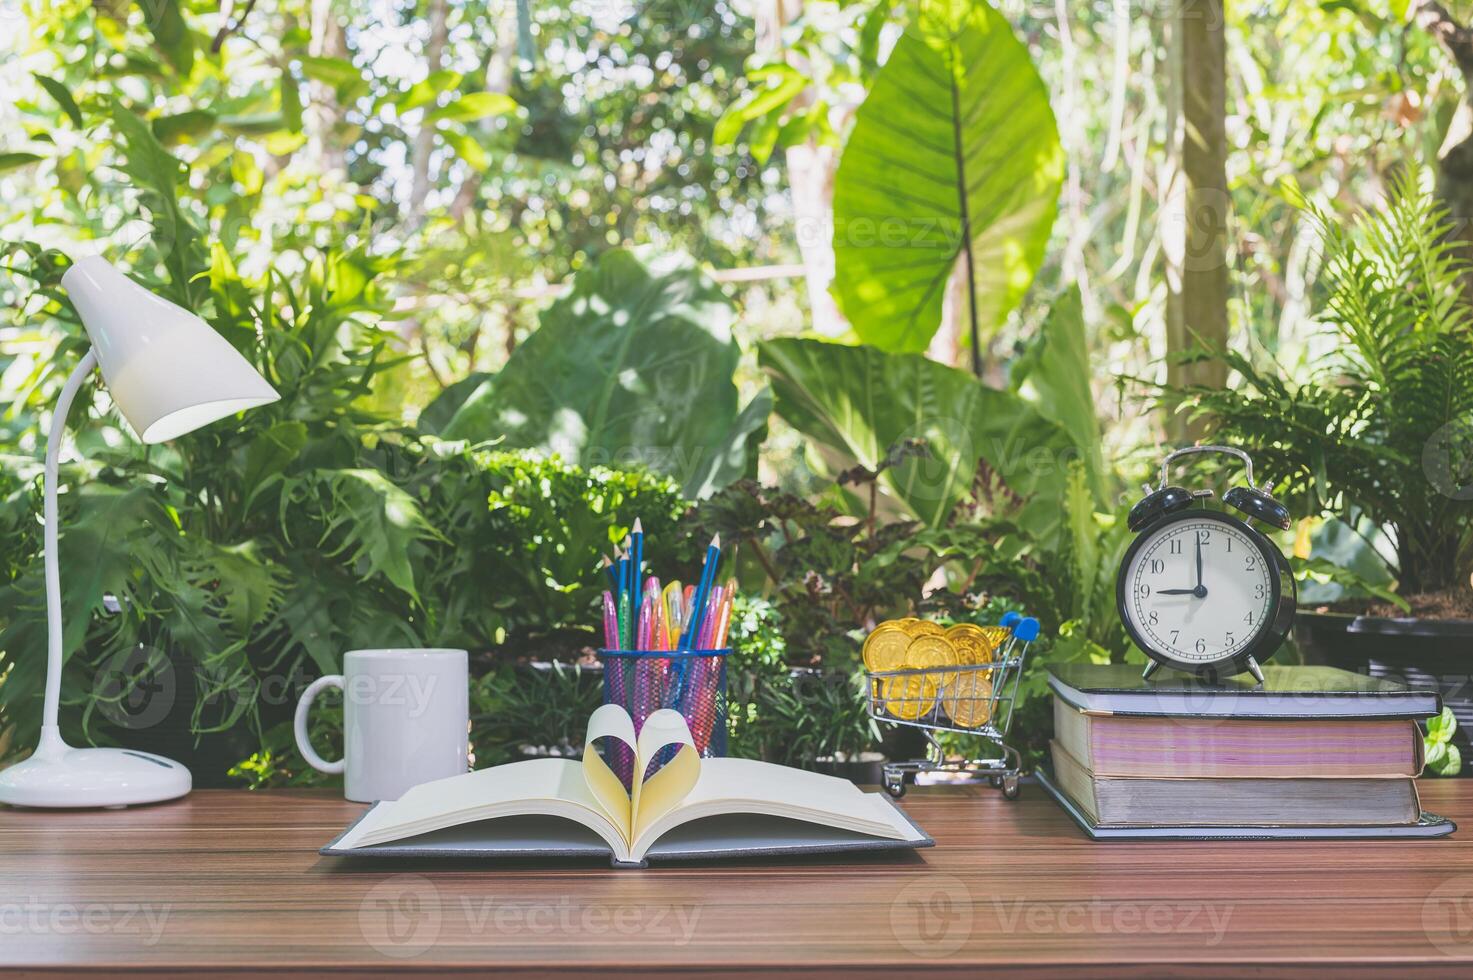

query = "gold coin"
[881,674,932,720]
[977,626,1011,648]
[904,635,958,670]
[942,667,994,728]
[863,624,912,672]
[945,625,995,664]
[946,624,995,660]
[906,635,958,702]
[906,620,945,637]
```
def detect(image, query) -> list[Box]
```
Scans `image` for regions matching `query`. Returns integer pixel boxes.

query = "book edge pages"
[1037,769,1457,840]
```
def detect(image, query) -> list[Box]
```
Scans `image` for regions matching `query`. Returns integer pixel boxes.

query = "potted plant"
[1167,169,1473,766]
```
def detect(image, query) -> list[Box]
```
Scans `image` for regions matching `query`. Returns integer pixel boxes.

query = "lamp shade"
[60,257,279,443]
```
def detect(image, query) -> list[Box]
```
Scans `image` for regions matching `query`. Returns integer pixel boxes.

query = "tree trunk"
[306,0,348,177]
[758,0,850,337]
[1160,0,1229,439]
[408,0,451,228]
[450,0,519,221]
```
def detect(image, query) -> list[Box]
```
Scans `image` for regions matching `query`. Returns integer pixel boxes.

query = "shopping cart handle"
[999,611,1022,628]
[1013,617,1041,642]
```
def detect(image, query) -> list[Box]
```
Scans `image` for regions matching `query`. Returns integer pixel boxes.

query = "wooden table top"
[3,781,1473,977]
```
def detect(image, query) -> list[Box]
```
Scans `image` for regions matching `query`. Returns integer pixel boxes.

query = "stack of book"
[1039,663,1454,840]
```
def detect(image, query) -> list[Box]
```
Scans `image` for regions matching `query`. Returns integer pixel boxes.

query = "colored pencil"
[681,534,721,651]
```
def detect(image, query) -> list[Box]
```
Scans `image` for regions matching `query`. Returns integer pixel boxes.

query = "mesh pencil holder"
[599,648,728,788]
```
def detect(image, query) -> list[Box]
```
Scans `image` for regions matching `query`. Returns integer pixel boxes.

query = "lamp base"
[0,727,191,808]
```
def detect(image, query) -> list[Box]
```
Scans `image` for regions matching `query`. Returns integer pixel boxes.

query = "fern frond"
[1166,165,1473,592]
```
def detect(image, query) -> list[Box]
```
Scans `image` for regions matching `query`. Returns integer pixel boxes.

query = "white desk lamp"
[0,257,279,808]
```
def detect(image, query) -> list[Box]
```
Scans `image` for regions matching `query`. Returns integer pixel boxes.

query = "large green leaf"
[1009,287,1107,504]
[33,74,83,129]
[758,338,1077,531]
[281,469,445,601]
[138,0,194,76]
[439,248,767,497]
[0,153,44,174]
[831,0,1063,353]
[109,102,206,305]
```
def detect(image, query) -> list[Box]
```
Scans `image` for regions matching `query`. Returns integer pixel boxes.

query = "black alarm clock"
[1116,445,1296,684]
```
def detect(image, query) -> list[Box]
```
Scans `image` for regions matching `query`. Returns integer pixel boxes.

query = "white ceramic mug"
[295,648,469,803]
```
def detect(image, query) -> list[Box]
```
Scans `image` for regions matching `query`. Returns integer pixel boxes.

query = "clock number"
[1170,630,1180,644]
[1243,610,1255,626]
[1149,559,1165,574]
[1254,583,1267,599]
[1197,529,1210,544]
[1137,583,1152,599]
[1224,631,1234,647]
[1169,539,1183,555]
[1148,610,1159,626]
[1244,554,1256,571]
[1225,537,1232,553]
[1195,638,1207,654]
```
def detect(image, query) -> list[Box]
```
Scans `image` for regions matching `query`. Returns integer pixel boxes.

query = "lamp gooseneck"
[39,348,99,742]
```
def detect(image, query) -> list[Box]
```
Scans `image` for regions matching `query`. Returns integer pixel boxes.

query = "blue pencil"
[679,534,722,651]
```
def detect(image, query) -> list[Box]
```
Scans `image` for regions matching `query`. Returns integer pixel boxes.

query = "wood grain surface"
[2,782,1472,977]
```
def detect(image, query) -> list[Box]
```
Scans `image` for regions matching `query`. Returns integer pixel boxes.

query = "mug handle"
[295,675,346,774]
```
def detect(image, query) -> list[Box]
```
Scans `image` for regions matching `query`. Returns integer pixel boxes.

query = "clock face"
[1121,513,1278,666]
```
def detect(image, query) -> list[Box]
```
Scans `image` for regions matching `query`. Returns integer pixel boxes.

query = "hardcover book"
[1042,665,1455,841]
[321,704,931,868]
[1048,663,1441,719]
[1052,698,1424,778]
[1049,740,1422,826]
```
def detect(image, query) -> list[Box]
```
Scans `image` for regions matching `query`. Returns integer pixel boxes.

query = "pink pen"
[602,591,618,649]
[713,587,734,648]
[698,586,723,649]
[638,594,655,650]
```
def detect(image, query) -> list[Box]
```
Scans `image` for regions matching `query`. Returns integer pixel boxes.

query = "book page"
[580,703,640,840]
[630,709,701,844]
[333,758,620,850]
[631,757,921,859]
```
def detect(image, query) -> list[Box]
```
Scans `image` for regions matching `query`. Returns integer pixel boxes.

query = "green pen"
[617,588,631,651]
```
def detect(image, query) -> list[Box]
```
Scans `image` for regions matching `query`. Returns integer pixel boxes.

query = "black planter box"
[1295,611,1473,772]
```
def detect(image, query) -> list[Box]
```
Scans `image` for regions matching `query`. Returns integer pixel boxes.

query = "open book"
[322,705,931,868]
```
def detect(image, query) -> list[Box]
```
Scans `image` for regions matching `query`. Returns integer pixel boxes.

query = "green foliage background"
[0,0,1466,781]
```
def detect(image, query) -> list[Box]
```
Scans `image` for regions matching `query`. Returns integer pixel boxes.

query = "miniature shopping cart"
[865,612,1040,800]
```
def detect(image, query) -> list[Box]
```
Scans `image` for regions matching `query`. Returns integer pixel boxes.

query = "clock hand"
[1195,536,1203,590]
[1156,588,1198,595]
